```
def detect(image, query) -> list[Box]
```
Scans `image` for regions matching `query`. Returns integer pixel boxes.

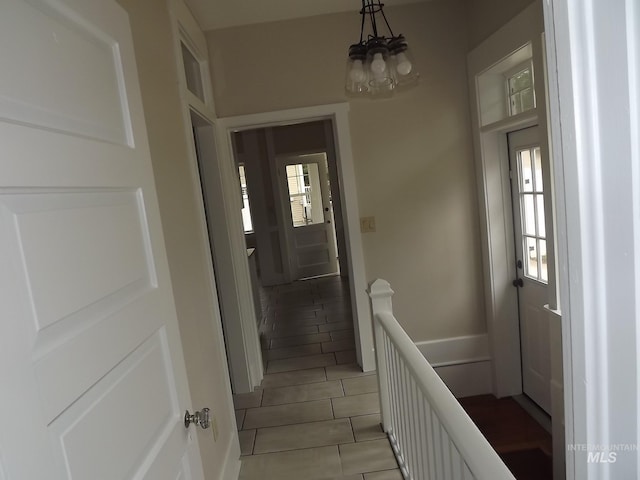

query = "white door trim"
[543,0,640,478]
[467,2,550,398]
[166,0,264,397]
[217,103,376,372]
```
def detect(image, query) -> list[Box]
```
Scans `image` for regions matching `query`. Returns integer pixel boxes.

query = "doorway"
[216,104,376,373]
[190,110,264,394]
[230,120,346,287]
[508,126,551,414]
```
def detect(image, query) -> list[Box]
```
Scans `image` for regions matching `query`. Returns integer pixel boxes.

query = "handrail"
[376,311,515,480]
[369,279,515,480]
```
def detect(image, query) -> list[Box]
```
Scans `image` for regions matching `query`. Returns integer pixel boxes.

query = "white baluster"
[368,279,394,432]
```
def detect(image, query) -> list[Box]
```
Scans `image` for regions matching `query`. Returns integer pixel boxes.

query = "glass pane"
[539,239,548,282]
[509,67,532,93]
[533,147,543,192]
[510,93,522,115]
[238,165,253,232]
[286,163,324,227]
[525,236,538,279]
[181,43,204,102]
[519,150,533,192]
[520,87,535,112]
[523,194,536,235]
[536,194,546,238]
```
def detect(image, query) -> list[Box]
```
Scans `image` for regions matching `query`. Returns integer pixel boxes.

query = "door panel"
[0,0,204,478]
[508,126,551,414]
[48,332,176,479]
[0,0,130,144]
[279,153,338,280]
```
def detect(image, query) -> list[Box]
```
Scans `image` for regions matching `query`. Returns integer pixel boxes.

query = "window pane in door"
[539,239,548,282]
[525,236,538,279]
[519,150,533,192]
[534,147,543,192]
[523,194,536,235]
[536,194,546,237]
[286,163,324,227]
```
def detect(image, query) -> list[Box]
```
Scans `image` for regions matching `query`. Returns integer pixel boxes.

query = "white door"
[508,126,551,414]
[0,1,205,478]
[278,153,339,280]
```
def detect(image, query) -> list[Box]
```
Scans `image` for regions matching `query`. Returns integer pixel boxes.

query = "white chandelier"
[345,0,419,97]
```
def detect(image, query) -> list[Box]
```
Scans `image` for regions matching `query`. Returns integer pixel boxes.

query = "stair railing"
[368,279,515,480]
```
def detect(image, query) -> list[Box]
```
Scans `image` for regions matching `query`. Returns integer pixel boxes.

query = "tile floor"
[233,275,402,480]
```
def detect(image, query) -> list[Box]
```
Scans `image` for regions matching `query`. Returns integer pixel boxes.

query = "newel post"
[368,279,394,433]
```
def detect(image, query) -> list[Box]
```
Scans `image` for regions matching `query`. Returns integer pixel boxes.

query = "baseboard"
[513,394,552,433]
[416,334,492,398]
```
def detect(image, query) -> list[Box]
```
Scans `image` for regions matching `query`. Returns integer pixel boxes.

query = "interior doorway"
[508,126,551,414]
[230,120,347,286]
[216,104,377,373]
[190,109,264,393]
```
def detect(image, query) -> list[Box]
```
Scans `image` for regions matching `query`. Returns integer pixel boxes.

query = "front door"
[279,153,339,280]
[0,1,205,478]
[508,126,551,414]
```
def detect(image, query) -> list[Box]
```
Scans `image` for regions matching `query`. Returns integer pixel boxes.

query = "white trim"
[543,0,640,478]
[416,334,491,368]
[218,103,375,372]
[416,334,493,398]
[166,0,263,393]
[433,362,493,399]
[168,0,215,111]
[164,4,248,477]
[467,1,548,399]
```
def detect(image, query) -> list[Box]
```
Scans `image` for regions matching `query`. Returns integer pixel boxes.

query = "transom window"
[180,42,205,102]
[516,146,547,283]
[507,63,536,116]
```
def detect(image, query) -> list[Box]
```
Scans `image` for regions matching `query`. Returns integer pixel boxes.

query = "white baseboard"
[416,334,492,398]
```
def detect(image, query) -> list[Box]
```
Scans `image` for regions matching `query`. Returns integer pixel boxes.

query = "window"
[181,42,205,102]
[507,63,536,116]
[285,163,324,227]
[238,165,253,233]
[517,146,547,283]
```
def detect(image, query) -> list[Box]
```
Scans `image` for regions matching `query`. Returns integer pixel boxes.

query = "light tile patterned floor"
[234,276,402,480]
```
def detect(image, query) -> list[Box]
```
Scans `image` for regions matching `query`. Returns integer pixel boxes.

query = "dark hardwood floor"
[459,395,552,480]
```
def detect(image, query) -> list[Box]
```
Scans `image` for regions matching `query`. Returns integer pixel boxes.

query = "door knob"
[185,408,211,429]
[512,278,524,287]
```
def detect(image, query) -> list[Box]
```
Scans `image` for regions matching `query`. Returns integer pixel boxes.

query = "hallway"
[232,275,402,479]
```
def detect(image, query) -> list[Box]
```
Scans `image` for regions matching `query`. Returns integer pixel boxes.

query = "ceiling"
[184,0,430,31]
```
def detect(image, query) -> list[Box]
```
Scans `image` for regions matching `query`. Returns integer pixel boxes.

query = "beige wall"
[464,0,536,49]
[117,0,236,477]
[207,0,486,341]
